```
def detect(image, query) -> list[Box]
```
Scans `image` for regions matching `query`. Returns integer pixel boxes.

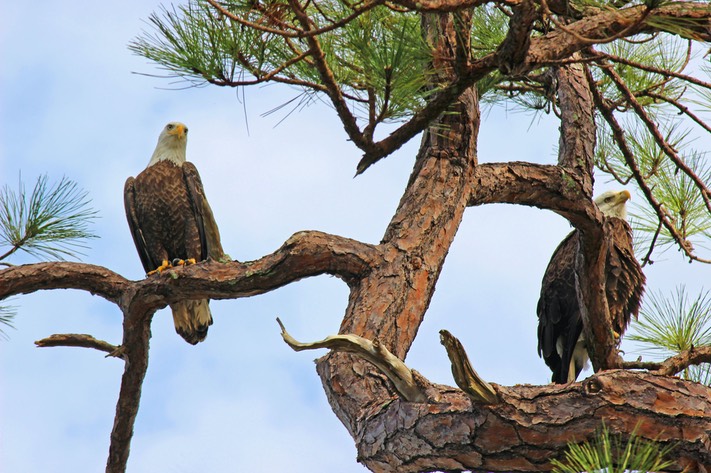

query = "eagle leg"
[147,259,172,275]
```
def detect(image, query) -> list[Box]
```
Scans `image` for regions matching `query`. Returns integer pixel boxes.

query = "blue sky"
[1,2,709,472]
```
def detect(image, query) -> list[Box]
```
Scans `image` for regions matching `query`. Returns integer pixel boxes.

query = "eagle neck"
[147,146,187,167]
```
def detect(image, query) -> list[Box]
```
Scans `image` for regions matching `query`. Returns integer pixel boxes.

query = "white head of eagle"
[594,189,631,219]
[148,122,189,166]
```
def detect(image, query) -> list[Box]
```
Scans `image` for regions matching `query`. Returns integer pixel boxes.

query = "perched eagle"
[124,122,224,344]
[536,190,645,383]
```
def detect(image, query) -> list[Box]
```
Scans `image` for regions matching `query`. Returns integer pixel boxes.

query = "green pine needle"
[551,422,675,473]
[0,303,16,341]
[628,286,711,382]
[0,174,98,262]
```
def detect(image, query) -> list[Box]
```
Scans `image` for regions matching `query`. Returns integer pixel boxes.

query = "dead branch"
[35,333,123,358]
[278,318,430,402]
[439,330,498,404]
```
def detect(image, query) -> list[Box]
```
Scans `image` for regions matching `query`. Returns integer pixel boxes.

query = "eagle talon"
[147,259,172,275]
[171,258,197,267]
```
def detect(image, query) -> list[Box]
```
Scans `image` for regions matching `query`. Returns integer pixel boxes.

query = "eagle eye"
[166,124,174,130]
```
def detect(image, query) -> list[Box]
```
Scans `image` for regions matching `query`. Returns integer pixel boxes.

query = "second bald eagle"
[537,190,645,383]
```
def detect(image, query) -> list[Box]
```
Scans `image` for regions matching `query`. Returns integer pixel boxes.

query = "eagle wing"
[124,177,157,273]
[536,230,583,383]
[183,162,225,262]
[605,217,645,335]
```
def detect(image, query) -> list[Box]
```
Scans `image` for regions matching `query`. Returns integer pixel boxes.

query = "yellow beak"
[168,123,187,139]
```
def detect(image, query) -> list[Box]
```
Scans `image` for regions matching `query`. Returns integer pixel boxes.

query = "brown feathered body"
[537,191,645,383]
[124,123,223,344]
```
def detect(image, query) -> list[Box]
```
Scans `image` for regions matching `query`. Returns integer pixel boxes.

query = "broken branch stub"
[277,317,428,402]
[439,329,499,404]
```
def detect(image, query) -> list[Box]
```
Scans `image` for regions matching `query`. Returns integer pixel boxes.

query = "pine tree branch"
[586,66,711,264]
[599,62,711,216]
[205,0,386,38]
[286,0,372,155]
[622,346,711,376]
[639,90,711,136]
[594,50,711,92]
[655,345,711,376]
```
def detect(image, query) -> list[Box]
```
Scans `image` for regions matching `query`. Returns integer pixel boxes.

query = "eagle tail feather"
[170,300,213,345]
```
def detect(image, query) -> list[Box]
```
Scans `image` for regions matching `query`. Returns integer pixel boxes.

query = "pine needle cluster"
[629,285,711,382]
[0,174,98,262]
[551,422,674,473]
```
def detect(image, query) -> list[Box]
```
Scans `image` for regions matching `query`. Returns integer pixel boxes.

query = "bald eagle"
[536,190,645,383]
[124,122,225,344]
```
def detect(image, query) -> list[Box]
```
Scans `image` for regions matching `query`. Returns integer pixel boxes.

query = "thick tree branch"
[622,346,711,375]
[526,4,711,70]
[322,369,711,472]
[1,230,381,473]
[0,263,129,304]
[468,163,599,229]
[106,306,153,473]
[554,59,595,194]
[0,231,382,312]
[496,0,537,75]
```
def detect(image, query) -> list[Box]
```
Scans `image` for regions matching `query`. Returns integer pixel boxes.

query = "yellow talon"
[147,260,172,275]
[171,258,197,267]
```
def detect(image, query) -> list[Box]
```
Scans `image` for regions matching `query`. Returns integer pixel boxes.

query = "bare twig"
[641,90,711,135]
[277,317,429,402]
[597,51,711,92]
